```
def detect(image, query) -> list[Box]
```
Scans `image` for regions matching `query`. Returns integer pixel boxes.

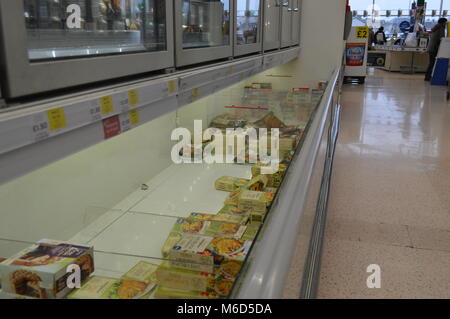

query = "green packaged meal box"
[154,285,219,299]
[189,210,249,225]
[161,217,247,257]
[238,190,271,214]
[120,261,158,296]
[68,276,155,299]
[155,262,234,296]
[168,234,252,274]
[215,176,250,192]
[0,239,94,299]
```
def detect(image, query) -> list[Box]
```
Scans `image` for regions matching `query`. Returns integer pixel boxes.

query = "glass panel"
[236,0,260,45]
[0,63,325,299]
[181,0,230,49]
[24,0,167,61]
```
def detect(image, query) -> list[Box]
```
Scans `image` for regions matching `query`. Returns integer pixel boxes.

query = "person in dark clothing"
[368,27,375,50]
[425,18,448,81]
[374,26,387,44]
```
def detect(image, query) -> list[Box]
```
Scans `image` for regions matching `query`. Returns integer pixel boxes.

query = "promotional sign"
[367,52,386,67]
[355,27,369,39]
[399,21,411,33]
[346,43,366,66]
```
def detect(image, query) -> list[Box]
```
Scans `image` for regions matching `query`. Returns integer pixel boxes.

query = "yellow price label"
[128,89,139,106]
[227,66,233,75]
[192,88,199,99]
[168,80,176,94]
[100,96,114,115]
[47,107,67,131]
[356,27,369,39]
[129,109,140,125]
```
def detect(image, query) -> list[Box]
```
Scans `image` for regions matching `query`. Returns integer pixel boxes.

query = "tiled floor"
[317,69,450,299]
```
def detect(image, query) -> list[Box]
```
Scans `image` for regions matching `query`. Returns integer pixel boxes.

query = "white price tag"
[88,100,102,122]
[30,113,50,142]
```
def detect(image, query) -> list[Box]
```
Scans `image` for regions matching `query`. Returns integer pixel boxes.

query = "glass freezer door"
[290,0,300,46]
[262,0,281,51]
[175,0,233,67]
[0,1,174,99]
[23,0,167,61]
[234,0,262,56]
[280,0,292,48]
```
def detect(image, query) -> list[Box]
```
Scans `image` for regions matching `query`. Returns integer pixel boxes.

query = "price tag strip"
[0,48,298,159]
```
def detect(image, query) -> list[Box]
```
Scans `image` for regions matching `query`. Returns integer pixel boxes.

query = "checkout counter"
[369,45,428,73]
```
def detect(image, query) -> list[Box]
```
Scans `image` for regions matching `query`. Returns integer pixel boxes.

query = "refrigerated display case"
[234,0,262,56]
[175,0,233,66]
[0,0,174,99]
[0,56,342,299]
[263,0,281,51]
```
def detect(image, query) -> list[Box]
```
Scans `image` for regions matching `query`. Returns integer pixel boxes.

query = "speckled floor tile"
[318,69,450,299]
[407,225,450,252]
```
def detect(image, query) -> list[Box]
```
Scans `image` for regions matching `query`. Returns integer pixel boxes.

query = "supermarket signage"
[346,43,366,67]
[355,27,369,39]
[171,120,280,174]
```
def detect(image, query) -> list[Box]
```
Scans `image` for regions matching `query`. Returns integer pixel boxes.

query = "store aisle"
[317,69,450,298]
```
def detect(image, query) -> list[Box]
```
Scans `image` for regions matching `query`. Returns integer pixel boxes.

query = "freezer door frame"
[233,0,263,57]
[290,0,301,46]
[0,0,175,99]
[174,0,234,67]
[262,0,281,51]
[280,0,292,48]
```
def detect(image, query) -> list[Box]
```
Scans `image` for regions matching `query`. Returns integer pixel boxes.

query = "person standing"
[425,18,448,81]
[368,27,375,50]
[374,26,387,45]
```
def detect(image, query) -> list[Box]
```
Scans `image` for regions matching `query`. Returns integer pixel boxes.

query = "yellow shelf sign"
[100,96,114,115]
[168,80,176,94]
[192,88,199,99]
[356,27,369,39]
[129,109,140,125]
[128,89,139,106]
[47,107,67,131]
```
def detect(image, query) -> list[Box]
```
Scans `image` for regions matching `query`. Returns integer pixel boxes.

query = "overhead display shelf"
[0,47,300,186]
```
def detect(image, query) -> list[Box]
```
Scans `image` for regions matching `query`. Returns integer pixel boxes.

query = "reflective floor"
[317,69,450,298]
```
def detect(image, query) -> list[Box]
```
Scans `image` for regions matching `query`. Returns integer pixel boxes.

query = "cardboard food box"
[168,234,252,274]
[215,176,249,192]
[68,276,155,299]
[188,211,249,226]
[162,218,248,257]
[252,162,287,188]
[120,261,158,297]
[279,136,296,152]
[0,239,94,299]
[154,285,219,299]
[245,175,269,192]
[241,224,260,241]
[155,262,234,296]
[215,206,250,225]
[238,190,271,214]
[224,189,242,206]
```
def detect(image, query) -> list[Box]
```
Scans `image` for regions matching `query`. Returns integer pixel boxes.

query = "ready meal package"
[120,261,158,297]
[189,211,249,225]
[215,205,250,225]
[154,285,219,299]
[238,190,273,214]
[168,234,252,274]
[0,239,94,299]
[155,262,234,296]
[68,275,155,299]
[215,176,249,192]
[162,217,249,258]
